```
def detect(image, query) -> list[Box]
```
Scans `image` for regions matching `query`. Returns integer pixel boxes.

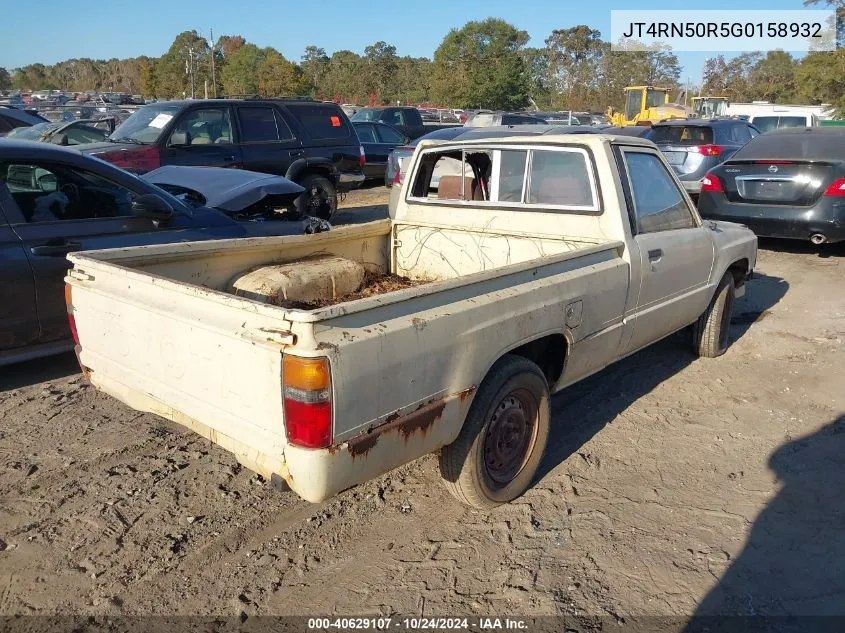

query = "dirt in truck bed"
[276,270,427,310]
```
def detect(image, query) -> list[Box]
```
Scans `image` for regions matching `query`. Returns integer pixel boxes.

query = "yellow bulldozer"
[607,86,691,127]
[692,96,729,119]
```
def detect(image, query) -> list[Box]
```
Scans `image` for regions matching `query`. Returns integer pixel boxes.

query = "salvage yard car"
[65,133,757,509]
[0,140,325,366]
[75,98,366,220]
[698,127,845,245]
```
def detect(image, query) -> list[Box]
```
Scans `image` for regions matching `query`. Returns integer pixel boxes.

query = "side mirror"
[132,193,174,222]
[51,133,69,146]
[168,131,188,146]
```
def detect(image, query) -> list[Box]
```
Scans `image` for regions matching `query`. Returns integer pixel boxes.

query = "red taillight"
[754,160,794,165]
[359,145,366,167]
[701,172,724,193]
[283,355,332,449]
[91,146,161,174]
[393,167,401,185]
[65,284,79,346]
[690,144,723,157]
[823,177,845,197]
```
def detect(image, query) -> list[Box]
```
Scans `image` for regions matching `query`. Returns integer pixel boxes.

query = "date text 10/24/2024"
[308,617,529,630]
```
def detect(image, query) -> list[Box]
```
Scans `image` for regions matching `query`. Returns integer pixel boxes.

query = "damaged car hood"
[141,165,305,212]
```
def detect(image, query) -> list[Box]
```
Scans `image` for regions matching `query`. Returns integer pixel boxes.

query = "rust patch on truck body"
[346,398,448,459]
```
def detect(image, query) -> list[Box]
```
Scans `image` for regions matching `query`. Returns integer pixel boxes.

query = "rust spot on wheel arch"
[457,386,476,402]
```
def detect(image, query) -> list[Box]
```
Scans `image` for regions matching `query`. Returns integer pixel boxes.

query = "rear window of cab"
[648,126,714,145]
[286,104,351,140]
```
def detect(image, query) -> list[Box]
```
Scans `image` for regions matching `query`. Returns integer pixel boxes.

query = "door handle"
[289,150,304,157]
[31,241,82,256]
[223,155,237,161]
[647,248,664,262]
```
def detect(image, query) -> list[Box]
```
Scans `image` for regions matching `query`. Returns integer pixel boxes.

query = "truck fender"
[285,158,339,184]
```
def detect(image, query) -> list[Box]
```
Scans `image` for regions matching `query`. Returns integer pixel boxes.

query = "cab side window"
[623,151,695,233]
[170,108,232,145]
[0,162,136,223]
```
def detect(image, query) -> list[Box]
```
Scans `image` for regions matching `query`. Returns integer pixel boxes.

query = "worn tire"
[439,355,550,509]
[693,271,736,358]
[294,174,337,221]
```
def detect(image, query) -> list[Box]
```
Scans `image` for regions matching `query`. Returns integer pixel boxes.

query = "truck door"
[617,148,715,355]
[0,182,40,351]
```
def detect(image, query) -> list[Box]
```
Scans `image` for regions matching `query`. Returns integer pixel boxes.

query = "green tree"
[221,43,263,96]
[138,57,158,96]
[364,41,398,102]
[323,50,365,103]
[521,47,552,109]
[301,46,329,97]
[795,50,845,114]
[257,48,308,96]
[0,67,10,91]
[545,26,604,110]
[156,31,214,98]
[748,51,797,102]
[430,18,530,110]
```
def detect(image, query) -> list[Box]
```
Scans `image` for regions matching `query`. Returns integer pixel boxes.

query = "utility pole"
[209,28,217,98]
[185,47,196,99]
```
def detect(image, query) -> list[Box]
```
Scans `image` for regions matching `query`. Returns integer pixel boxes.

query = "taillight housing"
[90,145,161,174]
[283,355,332,449]
[359,145,366,167]
[64,284,79,346]
[823,177,845,197]
[393,167,401,186]
[690,144,723,157]
[701,172,724,193]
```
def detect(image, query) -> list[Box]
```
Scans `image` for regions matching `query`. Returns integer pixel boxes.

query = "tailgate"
[65,258,292,468]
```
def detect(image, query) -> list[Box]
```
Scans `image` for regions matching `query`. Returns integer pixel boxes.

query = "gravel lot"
[1,186,843,624]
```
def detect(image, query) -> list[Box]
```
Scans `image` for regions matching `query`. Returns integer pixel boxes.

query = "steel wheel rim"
[483,388,539,486]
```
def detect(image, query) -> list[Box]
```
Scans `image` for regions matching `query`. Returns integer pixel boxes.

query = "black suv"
[76,99,365,219]
[647,118,760,199]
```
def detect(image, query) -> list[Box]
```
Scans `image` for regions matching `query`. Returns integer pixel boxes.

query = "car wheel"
[693,271,736,358]
[294,174,337,221]
[439,355,550,509]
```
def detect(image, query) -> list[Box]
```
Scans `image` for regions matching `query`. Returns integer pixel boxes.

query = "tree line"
[1,17,843,114]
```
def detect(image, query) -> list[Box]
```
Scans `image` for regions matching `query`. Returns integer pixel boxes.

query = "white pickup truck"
[65,134,757,508]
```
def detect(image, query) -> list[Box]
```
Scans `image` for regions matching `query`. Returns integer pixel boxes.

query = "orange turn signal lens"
[283,356,330,391]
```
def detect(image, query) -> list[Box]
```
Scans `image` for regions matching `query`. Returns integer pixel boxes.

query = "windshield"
[645,89,666,109]
[109,103,181,143]
[350,109,381,122]
[7,122,54,140]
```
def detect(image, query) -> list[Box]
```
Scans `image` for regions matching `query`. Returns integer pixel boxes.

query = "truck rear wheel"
[294,174,337,221]
[693,271,735,358]
[439,355,550,509]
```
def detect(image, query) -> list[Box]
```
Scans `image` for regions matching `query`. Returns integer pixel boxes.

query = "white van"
[749,111,819,133]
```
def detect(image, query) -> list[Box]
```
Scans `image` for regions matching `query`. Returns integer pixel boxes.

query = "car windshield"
[350,109,381,122]
[108,103,181,143]
[6,122,54,140]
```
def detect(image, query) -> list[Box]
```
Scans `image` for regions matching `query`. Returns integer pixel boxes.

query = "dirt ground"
[1,186,843,625]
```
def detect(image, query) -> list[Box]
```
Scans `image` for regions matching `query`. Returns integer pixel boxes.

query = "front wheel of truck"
[439,355,550,509]
[693,271,736,358]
